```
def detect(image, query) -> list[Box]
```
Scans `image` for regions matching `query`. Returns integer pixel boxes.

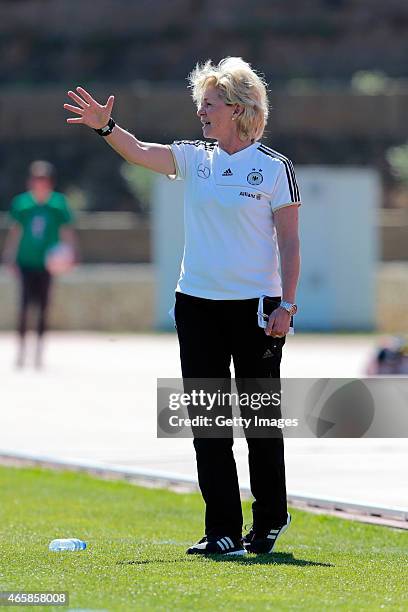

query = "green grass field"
[0,466,406,611]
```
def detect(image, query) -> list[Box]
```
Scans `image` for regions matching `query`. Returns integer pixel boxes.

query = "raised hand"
[64,87,115,129]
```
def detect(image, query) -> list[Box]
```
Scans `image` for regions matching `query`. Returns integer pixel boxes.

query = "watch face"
[281,302,297,315]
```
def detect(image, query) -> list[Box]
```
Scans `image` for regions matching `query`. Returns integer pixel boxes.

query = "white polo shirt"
[167,139,300,300]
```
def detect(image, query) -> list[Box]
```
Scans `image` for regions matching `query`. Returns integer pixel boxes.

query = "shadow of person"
[117,552,333,568]
[208,552,333,567]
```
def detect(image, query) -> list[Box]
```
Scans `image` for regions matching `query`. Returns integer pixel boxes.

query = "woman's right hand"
[64,87,115,129]
[64,86,177,176]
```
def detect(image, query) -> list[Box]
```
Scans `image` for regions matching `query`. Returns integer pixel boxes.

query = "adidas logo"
[262,349,273,359]
[222,168,233,176]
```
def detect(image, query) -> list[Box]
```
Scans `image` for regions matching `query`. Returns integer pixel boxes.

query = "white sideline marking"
[1,450,407,526]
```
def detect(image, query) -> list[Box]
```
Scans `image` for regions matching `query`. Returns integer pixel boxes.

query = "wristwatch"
[279,301,298,316]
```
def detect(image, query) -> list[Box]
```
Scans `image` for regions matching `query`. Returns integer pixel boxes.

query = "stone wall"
[2,210,407,263]
[0,265,155,332]
[0,263,407,333]
[376,262,408,334]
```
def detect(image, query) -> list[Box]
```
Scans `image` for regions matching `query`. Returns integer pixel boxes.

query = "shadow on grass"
[208,552,333,567]
[117,552,333,568]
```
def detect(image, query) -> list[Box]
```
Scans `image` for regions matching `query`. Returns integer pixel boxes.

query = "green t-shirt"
[9,191,74,269]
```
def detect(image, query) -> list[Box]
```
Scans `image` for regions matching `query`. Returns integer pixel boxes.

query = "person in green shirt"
[2,160,77,368]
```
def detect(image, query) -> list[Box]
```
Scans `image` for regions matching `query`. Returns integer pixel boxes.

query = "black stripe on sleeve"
[258,145,300,202]
[287,158,300,201]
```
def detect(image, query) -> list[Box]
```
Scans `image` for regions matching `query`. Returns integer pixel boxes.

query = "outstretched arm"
[64,87,176,176]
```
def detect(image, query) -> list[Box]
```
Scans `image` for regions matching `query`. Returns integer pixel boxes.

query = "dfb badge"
[247,168,263,186]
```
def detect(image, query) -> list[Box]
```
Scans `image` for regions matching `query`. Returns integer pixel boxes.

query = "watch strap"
[94,117,116,136]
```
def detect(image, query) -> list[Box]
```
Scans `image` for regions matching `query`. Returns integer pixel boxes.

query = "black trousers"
[18,267,52,337]
[174,291,287,539]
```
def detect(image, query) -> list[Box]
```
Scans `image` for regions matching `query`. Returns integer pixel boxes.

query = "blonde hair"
[188,57,269,142]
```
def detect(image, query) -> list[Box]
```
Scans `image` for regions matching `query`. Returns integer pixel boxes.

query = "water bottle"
[49,538,87,551]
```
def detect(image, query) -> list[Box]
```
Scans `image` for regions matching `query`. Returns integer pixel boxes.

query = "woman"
[64,57,300,556]
[2,161,76,368]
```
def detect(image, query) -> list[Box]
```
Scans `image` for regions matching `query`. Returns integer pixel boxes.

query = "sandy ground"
[0,331,407,509]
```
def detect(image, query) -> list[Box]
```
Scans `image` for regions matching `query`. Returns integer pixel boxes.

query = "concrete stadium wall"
[2,86,408,143]
[376,262,408,334]
[0,265,154,332]
[0,263,407,333]
[1,213,407,264]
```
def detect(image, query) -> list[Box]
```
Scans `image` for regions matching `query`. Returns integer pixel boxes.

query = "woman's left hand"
[265,307,290,337]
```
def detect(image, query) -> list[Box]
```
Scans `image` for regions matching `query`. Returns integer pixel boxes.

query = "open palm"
[64,87,115,129]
